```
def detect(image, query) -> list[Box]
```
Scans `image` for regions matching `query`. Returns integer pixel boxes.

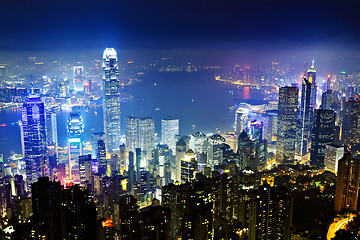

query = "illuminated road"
[327,216,354,240]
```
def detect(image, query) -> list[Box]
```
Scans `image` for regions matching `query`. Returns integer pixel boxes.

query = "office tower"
[102,48,121,152]
[155,144,173,186]
[276,87,298,164]
[97,140,107,175]
[320,90,333,110]
[234,107,248,134]
[91,132,105,159]
[73,66,84,92]
[135,148,141,181]
[341,97,360,155]
[110,154,120,176]
[237,131,254,169]
[248,120,263,142]
[139,117,155,160]
[22,90,47,184]
[45,111,58,147]
[31,177,62,239]
[119,143,126,172]
[128,151,135,195]
[308,60,317,109]
[181,149,197,183]
[207,134,225,168]
[67,111,83,182]
[125,116,139,152]
[175,138,186,182]
[310,109,335,166]
[190,132,207,154]
[324,144,344,174]
[263,110,278,142]
[222,132,238,152]
[161,117,179,152]
[296,77,311,157]
[79,154,92,185]
[334,153,360,212]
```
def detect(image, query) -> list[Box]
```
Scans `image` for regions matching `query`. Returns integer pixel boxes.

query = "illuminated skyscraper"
[139,117,155,160]
[308,61,317,131]
[102,48,121,152]
[334,153,360,212]
[308,60,317,109]
[207,134,225,168]
[73,66,85,92]
[310,109,335,166]
[97,140,107,175]
[161,117,179,152]
[276,87,298,164]
[175,138,186,182]
[296,77,311,157]
[126,116,155,164]
[125,116,139,152]
[67,111,84,183]
[341,97,360,155]
[22,91,47,184]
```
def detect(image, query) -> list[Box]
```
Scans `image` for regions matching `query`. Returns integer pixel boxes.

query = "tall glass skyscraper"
[161,117,179,153]
[102,48,121,152]
[22,91,47,184]
[67,111,84,183]
[296,77,311,157]
[276,86,299,164]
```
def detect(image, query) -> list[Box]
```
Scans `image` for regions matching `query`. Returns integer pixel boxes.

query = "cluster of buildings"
[1,48,360,238]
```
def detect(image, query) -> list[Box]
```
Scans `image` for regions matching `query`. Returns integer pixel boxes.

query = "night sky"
[0,0,359,62]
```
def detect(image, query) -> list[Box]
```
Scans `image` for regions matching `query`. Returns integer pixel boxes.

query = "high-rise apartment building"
[276,87,298,164]
[342,97,360,156]
[334,153,360,212]
[324,144,344,174]
[102,48,121,152]
[22,91,47,184]
[161,117,179,153]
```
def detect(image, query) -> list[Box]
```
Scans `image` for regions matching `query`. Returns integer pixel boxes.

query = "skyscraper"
[125,116,139,152]
[334,153,360,212]
[296,77,311,157]
[125,116,155,161]
[276,87,298,164]
[175,138,186,183]
[22,91,47,184]
[102,48,121,152]
[308,60,317,109]
[341,97,360,155]
[67,110,84,183]
[310,109,335,166]
[308,61,317,132]
[97,140,107,175]
[324,144,344,174]
[139,117,155,160]
[161,117,179,153]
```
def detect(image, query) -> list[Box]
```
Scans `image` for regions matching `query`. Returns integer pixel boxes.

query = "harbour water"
[0,70,262,159]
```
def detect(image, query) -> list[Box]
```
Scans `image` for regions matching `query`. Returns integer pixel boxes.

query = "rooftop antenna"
[30,75,35,94]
